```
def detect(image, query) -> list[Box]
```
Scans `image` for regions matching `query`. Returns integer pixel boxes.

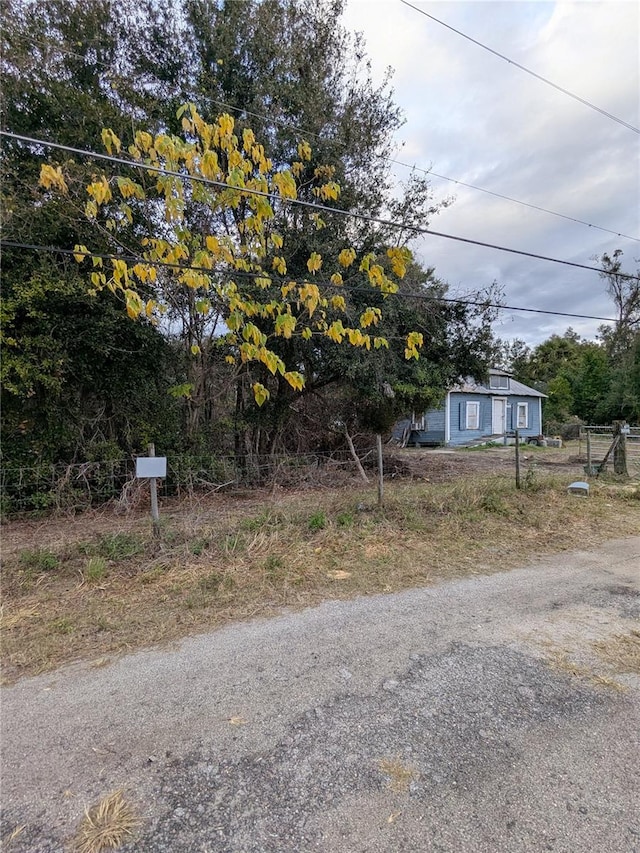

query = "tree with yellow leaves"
[40,104,422,428]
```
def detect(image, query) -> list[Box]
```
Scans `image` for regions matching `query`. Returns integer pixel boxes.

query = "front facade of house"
[406,370,546,447]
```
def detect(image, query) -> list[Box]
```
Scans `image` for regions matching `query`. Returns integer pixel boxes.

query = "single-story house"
[396,369,547,447]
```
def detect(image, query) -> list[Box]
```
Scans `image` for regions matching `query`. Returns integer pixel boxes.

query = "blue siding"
[419,393,542,446]
[409,406,446,446]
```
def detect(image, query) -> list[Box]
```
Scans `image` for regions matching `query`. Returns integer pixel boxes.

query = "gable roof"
[452,369,547,398]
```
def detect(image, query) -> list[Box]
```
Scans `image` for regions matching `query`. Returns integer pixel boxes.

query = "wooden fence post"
[148,442,161,538]
[515,429,521,489]
[376,434,384,507]
[613,422,629,477]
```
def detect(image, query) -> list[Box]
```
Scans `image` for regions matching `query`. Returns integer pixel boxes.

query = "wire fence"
[0,450,377,515]
[578,426,640,475]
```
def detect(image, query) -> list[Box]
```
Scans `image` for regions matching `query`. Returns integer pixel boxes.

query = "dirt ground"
[385,443,588,482]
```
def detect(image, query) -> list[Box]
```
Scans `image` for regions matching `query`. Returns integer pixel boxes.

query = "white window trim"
[516,402,529,429]
[445,392,451,444]
[466,401,480,430]
[489,375,510,390]
[411,412,426,431]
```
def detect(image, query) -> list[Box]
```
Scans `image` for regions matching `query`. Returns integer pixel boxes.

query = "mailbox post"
[136,443,167,537]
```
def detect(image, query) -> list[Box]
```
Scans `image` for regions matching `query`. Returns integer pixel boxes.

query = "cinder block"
[567,481,589,496]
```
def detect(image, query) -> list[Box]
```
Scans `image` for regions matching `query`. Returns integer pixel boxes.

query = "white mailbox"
[136,456,167,479]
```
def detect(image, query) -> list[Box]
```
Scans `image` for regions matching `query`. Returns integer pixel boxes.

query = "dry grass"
[593,630,640,675]
[542,648,627,691]
[378,757,419,792]
[2,824,26,848]
[2,468,639,682]
[72,789,140,853]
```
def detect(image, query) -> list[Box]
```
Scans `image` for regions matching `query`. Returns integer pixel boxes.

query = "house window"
[489,374,510,390]
[516,402,528,429]
[411,412,426,431]
[466,401,480,430]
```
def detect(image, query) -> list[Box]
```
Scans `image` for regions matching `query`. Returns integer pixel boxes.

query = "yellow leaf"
[360,307,381,328]
[387,246,412,279]
[190,344,201,355]
[338,248,356,268]
[124,289,143,320]
[330,295,346,312]
[252,382,270,406]
[101,128,121,154]
[404,331,424,360]
[225,355,235,365]
[39,164,68,194]
[325,320,345,343]
[275,314,296,339]
[73,244,89,263]
[306,252,322,274]
[298,283,320,317]
[284,371,305,391]
[297,140,312,162]
[330,272,343,286]
[272,256,287,275]
[301,327,313,340]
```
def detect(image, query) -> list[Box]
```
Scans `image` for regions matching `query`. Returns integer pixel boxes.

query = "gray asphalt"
[2,537,639,852]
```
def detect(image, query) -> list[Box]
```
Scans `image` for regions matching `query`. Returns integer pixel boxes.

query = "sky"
[341,0,640,346]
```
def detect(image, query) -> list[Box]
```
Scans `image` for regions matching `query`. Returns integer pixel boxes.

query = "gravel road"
[2,537,639,852]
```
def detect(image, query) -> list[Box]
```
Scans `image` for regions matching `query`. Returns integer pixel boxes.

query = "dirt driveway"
[2,537,639,852]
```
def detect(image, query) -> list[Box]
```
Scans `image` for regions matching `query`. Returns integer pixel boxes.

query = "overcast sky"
[341,0,639,346]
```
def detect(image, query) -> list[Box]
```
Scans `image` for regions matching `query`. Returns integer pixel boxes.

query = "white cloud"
[342,0,640,345]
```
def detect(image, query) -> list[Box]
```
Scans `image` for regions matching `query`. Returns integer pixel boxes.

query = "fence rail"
[0,451,373,515]
[579,426,640,475]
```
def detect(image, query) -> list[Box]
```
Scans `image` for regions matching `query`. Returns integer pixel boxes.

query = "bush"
[544,417,585,441]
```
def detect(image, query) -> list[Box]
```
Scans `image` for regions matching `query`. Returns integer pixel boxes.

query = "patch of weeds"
[190,537,210,556]
[72,788,140,853]
[138,565,167,585]
[97,533,144,561]
[480,492,509,515]
[308,510,327,531]
[263,554,285,579]
[224,532,244,554]
[50,617,75,635]
[523,468,539,491]
[336,511,354,528]
[619,487,640,502]
[240,509,283,532]
[19,548,59,573]
[84,556,107,583]
[198,571,223,593]
[394,505,427,532]
[95,614,117,632]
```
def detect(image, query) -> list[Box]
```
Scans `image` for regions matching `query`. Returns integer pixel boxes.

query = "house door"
[491,398,507,435]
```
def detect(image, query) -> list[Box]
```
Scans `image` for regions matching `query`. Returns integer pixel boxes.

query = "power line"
[388,158,640,243]
[207,97,639,244]
[0,240,619,323]
[3,129,639,283]
[399,0,640,134]
[10,31,638,244]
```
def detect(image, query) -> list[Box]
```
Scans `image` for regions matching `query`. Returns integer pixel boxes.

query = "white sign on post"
[136,457,167,479]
